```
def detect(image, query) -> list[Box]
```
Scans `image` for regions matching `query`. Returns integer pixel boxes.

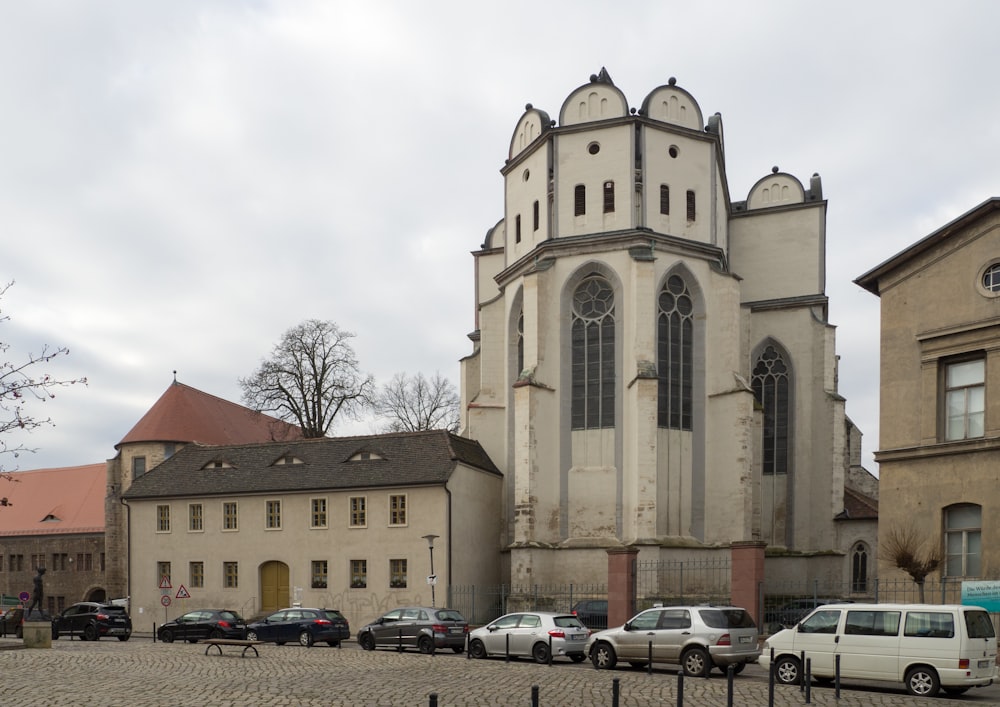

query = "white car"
[468,611,590,663]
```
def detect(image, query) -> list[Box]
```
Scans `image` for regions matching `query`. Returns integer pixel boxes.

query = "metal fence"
[634,557,732,611]
[448,583,606,626]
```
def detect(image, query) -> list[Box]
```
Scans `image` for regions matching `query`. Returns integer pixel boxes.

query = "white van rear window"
[904,611,954,638]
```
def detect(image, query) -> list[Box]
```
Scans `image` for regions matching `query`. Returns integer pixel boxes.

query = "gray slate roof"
[122,430,501,500]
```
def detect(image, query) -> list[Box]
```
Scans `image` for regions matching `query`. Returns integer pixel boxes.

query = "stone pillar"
[23,622,52,649]
[731,541,766,625]
[607,546,638,628]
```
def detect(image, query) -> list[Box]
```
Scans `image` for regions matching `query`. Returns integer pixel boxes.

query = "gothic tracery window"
[752,345,790,475]
[571,276,615,429]
[657,275,693,430]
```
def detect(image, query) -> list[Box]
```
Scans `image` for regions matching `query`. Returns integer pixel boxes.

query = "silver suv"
[587,605,760,676]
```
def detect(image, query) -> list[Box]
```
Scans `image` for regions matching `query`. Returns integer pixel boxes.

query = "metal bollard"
[530,685,539,707]
[153,623,157,643]
[805,657,811,703]
[799,650,805,692]
[428,692,438,707]
[767,647,775,706]
[466,632,471,660]
[612,677,620,707]
[648,640,654,675]
[397,628,403,652]
[676,671,684,706]
[547,635,553,666]
[505,632,510,663]
[835,653,841,699]
[726,663,734,707]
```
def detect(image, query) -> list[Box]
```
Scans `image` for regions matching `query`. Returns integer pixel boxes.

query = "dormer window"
[272,455,303,466]
[42,514,60,523]
[202,460,233,470]
[349,450,384,461]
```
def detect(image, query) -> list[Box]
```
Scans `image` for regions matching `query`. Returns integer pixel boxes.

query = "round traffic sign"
[18,592,29,602]
[160,595,171,607]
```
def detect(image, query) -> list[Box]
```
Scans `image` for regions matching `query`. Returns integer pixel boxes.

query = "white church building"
[459,69,877,592]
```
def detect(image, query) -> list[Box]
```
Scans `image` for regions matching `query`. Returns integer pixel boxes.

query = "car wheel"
[83,624,99,642]
[451,645,464,654]
[417,635,434,654]
[327,641,340,647]
[591,642,617,670]
[773,655,801,685]
[160,629,174,643]
[532,642,550,664]
[210,628,224,639]
[943,687,970,696]
[359,632,375,651]
[299,630,314,647]
[246,630,259,642]
[187,638,198,644]
[905,666,940,697]
[51,630,59,641]
[276,641,286,646]
[628,661,648,669]
[469,639,487,659]
[729,662,746,675]
[118,635,130,642]
[570,653,586,663]
[682,647,711,678]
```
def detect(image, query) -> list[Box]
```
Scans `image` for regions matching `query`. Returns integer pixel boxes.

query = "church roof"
[836,487,879,521]
[0,464,106,536]
[117,381,302,449]
[123,430,501,500]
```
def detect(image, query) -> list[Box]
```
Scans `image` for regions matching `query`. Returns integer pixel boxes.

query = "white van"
[760,603,997,697]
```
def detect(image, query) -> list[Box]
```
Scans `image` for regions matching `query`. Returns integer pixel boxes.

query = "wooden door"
[259,561,290,613]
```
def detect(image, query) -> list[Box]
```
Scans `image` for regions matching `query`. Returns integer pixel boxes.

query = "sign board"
[426,574,437,586]
[18,592,29,602]
[160,595,171,607]
[962,580,1000,612]
[158,576,172,590]
[175,585,190,599]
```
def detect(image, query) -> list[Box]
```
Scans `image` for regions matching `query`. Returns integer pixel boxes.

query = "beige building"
[856,198,1000,590]
[460,69,877,590]
[121,431,502,627]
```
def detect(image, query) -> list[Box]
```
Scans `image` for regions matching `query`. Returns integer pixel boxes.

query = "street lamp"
[422,534,440,607]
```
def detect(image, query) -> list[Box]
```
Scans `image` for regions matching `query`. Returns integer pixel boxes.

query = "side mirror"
[623,621,632,631]
[487,624,498,632]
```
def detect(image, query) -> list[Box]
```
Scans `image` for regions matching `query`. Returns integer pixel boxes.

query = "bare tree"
[881,523,942,603]
[0,281,88,490]
[374,371,460,433]
[239,319,374,438]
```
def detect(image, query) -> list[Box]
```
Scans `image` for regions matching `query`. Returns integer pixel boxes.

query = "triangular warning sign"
[159,575,172,589]
[175,585,190,599]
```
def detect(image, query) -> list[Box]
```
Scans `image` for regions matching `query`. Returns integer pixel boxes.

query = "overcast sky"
[2,2,998,475]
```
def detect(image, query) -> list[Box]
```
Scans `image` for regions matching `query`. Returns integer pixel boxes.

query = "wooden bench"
[200,638,263,657]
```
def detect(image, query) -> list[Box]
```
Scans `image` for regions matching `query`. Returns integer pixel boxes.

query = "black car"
[571,599,608,630]
[157,609,247,643]
[52,602,132,641]
[1,607,52,638]
[246,608,349,647]
[357,606,468,653]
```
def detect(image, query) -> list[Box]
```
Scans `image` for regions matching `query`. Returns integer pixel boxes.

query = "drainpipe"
[120,497,131,613]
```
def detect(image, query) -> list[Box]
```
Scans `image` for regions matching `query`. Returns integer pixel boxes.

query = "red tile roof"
[0,464,106,535]
[117,381,302,448]
[840,487,879,520]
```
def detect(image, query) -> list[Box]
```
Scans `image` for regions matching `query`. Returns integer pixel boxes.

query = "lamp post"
[422,534,440,607]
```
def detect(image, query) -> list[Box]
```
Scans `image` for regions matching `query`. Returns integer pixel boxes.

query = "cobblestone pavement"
[1,636,998,706]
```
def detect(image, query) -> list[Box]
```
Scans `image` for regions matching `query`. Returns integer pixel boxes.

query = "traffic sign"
[160,595,171,607]
[175,585,190,599]
[158,576,172,589]
[18,592,29,602]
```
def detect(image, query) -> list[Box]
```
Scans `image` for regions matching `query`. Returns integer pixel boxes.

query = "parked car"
[469,611,590,663]
[157,609,247,643]
[52,602,132,641]
[1,607,52,639]
[245,608,349,647]
[571,599,608,630]
[587,605,760,676]
[764,598,852,633]
[357,606,468,653]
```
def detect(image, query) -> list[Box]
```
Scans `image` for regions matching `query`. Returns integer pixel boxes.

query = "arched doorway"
[259,561,290,613]
[86,588,106,602]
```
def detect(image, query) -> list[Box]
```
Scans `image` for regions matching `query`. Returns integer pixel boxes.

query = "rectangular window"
[574,184,586,216]
[189,561,204,588]
[0,555,4,571]
[222,502,238,531]
[311,498,328,528]
[904,611,955,639]
[31,554,44,569]
[603,181,615,213]
[389,559,407,588]
[686,190,696,221]
[351,560,367,588]
[158,561,171,586]
[311,560,328,589]
[350,497,367,527]
[10,555,23,572]
[265,500,282,530]
[156,505,170,533]
[533,200,539,231]
[132,456,146,479]
[660,184,670,215]
[389,495,407,526]
[515,214,521,243]
[189,504,203,532]
[944,357,985,440]
[844,610,900,636]
[223,561,238,588]
[51,553,68,571]
[82,554,92,571]
[945,504,982,577]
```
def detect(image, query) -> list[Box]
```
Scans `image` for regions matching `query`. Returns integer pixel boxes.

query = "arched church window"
[571,276,615,429]
[603,181,615,213]
[516,310,524,376]
[657,274,693,430]
[686,189,696,221]
[660,184,670,215]
[752,345,790,475]
[851,542,868,593]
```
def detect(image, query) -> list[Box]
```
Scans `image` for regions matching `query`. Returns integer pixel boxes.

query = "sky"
[2,1,998,475]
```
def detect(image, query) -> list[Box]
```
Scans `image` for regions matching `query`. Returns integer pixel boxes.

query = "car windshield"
[435,610,464,622]
[323,610,345,621]
[553,616,586,629]
[699,609,755,629]
[219,611,242,622]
